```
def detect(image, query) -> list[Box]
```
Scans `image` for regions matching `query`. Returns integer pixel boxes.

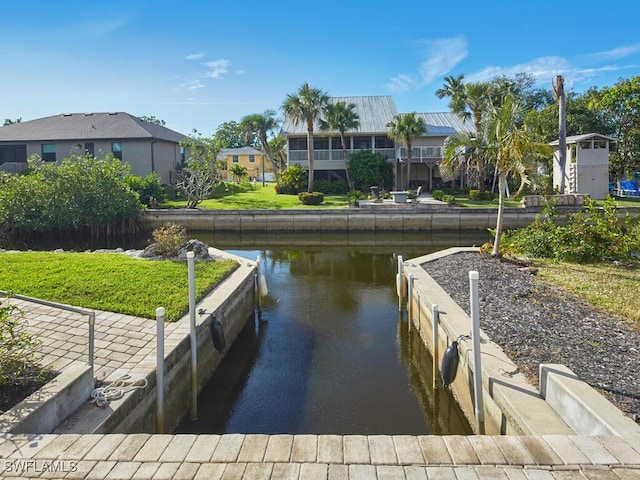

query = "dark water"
[175,231,488,435]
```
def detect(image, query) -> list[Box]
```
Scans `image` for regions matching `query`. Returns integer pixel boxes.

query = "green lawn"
[163,182,349,209]
[0,252,238,322]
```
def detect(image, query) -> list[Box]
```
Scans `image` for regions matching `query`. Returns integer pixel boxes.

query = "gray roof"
[415,112,476,136]
[280,96,399,135]
[0,112,187,143]
[549,133,615,145]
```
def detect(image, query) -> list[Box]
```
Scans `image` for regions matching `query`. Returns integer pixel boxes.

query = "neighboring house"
[216,146,274,182]
[280,95,474,191]
[550,133,613,200]
[0,112,188,184]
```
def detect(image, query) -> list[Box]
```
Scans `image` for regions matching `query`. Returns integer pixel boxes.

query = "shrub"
[348,151,394,192]
[431,189,445,201]
[313,179,349,194]
[277,165,308,194]
[442,194,456,205]
[347,190,365,207]
[298,192,324,205]
[126,172,166,207]
[152,223,187,257]
[469,189,492,201]
[0,300,49,387]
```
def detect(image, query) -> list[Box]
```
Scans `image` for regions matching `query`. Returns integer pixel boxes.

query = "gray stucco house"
[0,112,188,184]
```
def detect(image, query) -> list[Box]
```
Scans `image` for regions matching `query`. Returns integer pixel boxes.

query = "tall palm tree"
[282,82,329,192]
[240,109,280,180]
[440,132,488,189]
[436,74,466,113]
[319,101,360,190]
[460,82,492,190]
[386,113,427,190]
[485,94,550,256]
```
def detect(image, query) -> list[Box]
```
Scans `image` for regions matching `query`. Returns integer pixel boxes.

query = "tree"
[268,135,288,175]
[436,74,466,112]
[485,94,551,256]
[552,75,567,193]
[386,113,426,189]
[214,121,251,148]
[319,101,360,189]
[588,76,640,182]
[282,82,330,192]
[441,132,488,190]
[3,118,21,126]
[139,115,166,126]
[348,151,394,192]
[230,164,248,183]
[240,110,280,181]
[178,130,222,208]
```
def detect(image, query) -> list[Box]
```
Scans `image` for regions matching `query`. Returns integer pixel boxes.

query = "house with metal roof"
[0,112,188,184]
[280,95,474,191]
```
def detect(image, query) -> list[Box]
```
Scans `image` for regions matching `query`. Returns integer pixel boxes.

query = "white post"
[187,252,197,420]
[156,307,165,434]
[256,256,262,312]
[432,303,439,389]
[407,272,413,326]
[469,271,485,431]
[396,255,404,311]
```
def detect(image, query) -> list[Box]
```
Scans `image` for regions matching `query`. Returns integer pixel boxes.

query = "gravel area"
[422,251,640,423]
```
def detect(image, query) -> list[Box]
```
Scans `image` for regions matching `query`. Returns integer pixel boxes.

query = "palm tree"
[436,74,466,113]
[282,82,329,192]
[440,132,488,189]
[268,135,288,177]
[386,113,427,190]
[240,109,280,181]
[319,101,360,190]
[485,94,551,256]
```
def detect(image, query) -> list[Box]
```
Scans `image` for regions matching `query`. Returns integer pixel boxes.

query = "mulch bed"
[0,370,58,415]
[421,251,640,423]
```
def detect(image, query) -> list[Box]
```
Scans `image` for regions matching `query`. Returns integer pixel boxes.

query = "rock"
[140,244,158,258]
[178,239,211,260]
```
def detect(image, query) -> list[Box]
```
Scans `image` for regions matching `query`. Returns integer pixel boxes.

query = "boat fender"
[210,316,226,351]
[259,274,268,297]
[441,341,459,387]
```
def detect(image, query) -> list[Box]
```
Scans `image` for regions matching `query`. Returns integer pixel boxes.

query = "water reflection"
[177,233,484,435]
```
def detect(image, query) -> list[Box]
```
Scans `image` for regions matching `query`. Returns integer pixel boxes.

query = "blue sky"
[3,0,640,136]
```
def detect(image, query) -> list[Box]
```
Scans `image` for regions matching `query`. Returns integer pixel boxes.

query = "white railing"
[288,147,397,163]
[399,146,442,160]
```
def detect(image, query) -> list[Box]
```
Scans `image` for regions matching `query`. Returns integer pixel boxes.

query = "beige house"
[0,112,188,184]
[550,133,613,200]
[280,96,474,190]
[217,146,274,182]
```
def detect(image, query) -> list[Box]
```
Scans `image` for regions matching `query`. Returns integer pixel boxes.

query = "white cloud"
[235,69,246,75]
[418,36,468,85]
[79,17,129,38]
[586,43,640,62]
[385,74,417,93]
[185,52,205,61]
[177,79,205,94]
[204,59,231,79]
[465,56,570,84]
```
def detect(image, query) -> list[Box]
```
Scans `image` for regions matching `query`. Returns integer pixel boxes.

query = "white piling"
[407,272,414,325]
[155,307,165,433]
[396,255,404,311]
[187,252,198,420]
[469,271,485,432]
[432,303,439,390]
[256,255,262,312]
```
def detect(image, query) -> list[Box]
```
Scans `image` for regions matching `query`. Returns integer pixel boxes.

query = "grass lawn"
[0,252,238,322]
[163,182,349,209]
[535,259,640,328]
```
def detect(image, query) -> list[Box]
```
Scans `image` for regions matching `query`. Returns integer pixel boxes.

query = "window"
[111,142,122,160]
[332,136,349,149]
[313,137,329,149]
[180,146,185,164]
[232,155,239,163]
[288,137,307,150]
[353,136,372,149]
[375,136,394,148]
[0,144,27,165]
[249,155,255,163]
[85,143,95,157]
[42,143,56,162]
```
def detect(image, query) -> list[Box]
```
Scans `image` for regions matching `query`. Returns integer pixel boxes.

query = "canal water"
[176,231,488,435]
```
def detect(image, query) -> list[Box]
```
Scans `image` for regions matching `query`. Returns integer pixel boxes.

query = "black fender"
[441,341,459,387]
[209,316,226,351]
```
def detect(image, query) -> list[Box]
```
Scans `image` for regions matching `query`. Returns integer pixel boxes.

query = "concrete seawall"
[142,207,543,232]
